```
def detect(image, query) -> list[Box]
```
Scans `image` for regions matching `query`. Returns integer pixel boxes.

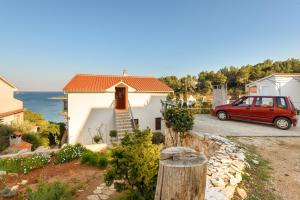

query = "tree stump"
[155,147,207,200]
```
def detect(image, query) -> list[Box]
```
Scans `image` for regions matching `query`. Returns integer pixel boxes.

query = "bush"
[0,125,14,152]
[26,181,72,200]
[54,144,86,164]
[98,155,108,169]
[22,133,41,151]
[105,129,160,200]
[152,132,165,144]
[80,150,109,169]
[80,150,98,166]
[0,154,51,174]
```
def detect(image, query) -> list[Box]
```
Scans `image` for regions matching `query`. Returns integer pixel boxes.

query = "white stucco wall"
[248,76,300,109]
[67,92,168,144]
[0,112,23,125]
[0,79,15,99]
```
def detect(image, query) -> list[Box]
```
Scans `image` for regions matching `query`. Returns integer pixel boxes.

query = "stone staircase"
[114,111,134,139]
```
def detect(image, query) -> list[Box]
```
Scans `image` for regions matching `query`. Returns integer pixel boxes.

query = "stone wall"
[164,129,247,200]
[164,129,220,159]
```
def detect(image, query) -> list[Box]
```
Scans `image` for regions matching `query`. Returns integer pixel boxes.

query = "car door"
[228,96,254,120]
[251,97,275,123]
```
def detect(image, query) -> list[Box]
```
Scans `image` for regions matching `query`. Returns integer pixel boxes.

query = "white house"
[245,73,300,109]
[63,73,173,145]
[0,76,23,125]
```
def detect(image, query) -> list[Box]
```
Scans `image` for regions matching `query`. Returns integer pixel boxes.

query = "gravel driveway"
[193,114,300,137]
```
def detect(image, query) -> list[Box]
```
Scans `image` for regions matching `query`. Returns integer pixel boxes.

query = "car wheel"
[274,117,291,130]
[217,111,227,121]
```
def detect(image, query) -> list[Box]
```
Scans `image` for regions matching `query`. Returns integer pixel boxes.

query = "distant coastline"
[15,91,64,122]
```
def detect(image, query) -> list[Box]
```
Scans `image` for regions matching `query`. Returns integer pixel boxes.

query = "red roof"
[10,141,32,150]
[0,109,23,118]
[63,74,173,93]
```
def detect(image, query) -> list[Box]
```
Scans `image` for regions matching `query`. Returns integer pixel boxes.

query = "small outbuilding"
[245,73,300,109]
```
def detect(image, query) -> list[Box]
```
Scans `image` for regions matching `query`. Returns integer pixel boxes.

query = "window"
[276,97,287,109]
[255,97,274,107]
[235,97,254,107]
[155,118,161,130]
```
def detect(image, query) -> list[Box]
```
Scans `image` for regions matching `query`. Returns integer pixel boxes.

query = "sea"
[14,92,64,123]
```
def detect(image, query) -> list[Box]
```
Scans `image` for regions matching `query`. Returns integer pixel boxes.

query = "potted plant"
[93,135,102,144]
[109,130,118,141]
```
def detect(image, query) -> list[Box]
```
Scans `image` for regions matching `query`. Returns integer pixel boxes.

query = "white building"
[245,73,300,109]
[0,76,23,125]
[63,73,173,145]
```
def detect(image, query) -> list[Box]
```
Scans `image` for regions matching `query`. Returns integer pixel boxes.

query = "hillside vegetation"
[160,58,300,97]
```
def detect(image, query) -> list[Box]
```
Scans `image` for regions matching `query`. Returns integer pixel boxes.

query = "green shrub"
[0,154,51,174]
[0,125,14,152]
[98,155,108,169]
[80,150,98,166]
[152,132,165,144]
[80,150,109,169]
[54,144,87,164]
[105,129,160,200]
[26,181,72,200]
[22,133,41,151]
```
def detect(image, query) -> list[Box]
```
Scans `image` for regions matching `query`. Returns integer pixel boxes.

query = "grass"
[228,137,281,200]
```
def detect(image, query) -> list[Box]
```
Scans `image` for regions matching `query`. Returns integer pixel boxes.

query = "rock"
[99,194,109,200]
[0,171,6,177]
[211,177,226,188]
[20,180,28,185]
[11,185,19,191]
[236,152,246,161]
[229,177,240,186]
[236,187,247,199]
[205,187,226,200]
[231,160,244,171]
[93,189,102,194]
[87,195,100,200]
[102,189,114,196]
[222,185,236,199]
[252,159,259,165]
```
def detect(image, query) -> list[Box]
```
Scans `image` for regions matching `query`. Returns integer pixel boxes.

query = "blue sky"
[0,0,300,91]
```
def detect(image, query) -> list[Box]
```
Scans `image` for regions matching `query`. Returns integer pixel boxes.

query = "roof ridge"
[75,74,156,79]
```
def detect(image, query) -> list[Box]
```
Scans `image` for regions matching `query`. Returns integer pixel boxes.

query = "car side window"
[236,97,254,107]
[276,97,287,109]
[255,97,274,107]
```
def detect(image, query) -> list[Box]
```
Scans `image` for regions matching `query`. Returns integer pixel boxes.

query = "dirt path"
[236,137,300,200]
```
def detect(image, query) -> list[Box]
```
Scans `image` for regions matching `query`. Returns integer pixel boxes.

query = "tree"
[162,102,194,146]
[105,129,160,200]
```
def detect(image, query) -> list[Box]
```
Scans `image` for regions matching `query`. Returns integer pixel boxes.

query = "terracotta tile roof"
[13,131,22,136]
[0,109,23,118]
[10,141,32,150]
[63,74,173,93]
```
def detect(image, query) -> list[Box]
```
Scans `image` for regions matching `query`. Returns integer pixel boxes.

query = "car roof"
[242,96,288,98]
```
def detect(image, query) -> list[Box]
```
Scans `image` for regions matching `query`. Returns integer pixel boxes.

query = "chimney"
[123,70,128,76]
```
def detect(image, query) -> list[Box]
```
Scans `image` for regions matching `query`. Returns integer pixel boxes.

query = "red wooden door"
[115,87,126,109]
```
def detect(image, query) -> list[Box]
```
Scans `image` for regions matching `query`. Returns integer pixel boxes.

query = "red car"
[212,96,298,130]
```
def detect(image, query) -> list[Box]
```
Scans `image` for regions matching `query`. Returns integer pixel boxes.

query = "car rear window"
[255,97,274,107]
[276,97,287,109]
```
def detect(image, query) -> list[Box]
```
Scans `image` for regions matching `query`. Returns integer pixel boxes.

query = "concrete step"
[116,124,133,129]
[117,128,133,133]
[115,115,131,120]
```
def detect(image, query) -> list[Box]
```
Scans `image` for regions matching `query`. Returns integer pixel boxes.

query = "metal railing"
[128,99,136,130]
